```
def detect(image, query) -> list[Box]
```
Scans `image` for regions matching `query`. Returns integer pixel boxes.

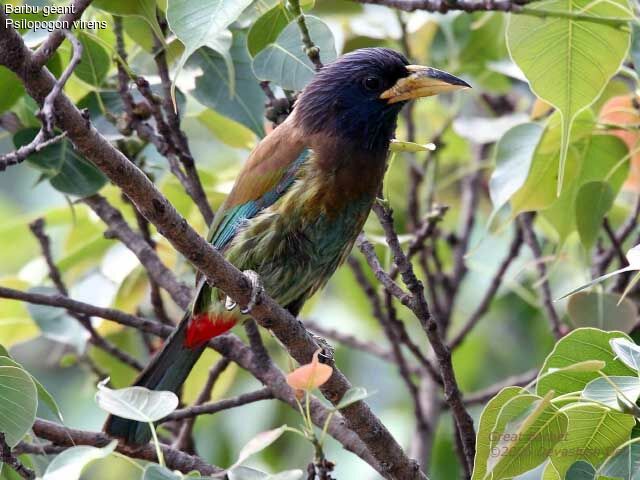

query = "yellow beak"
[380,65,471,104]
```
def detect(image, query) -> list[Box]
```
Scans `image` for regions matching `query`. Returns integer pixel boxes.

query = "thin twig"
[449,224,523,349]
[167,388,274,421]
[29,218,144,371]
[371,202,476,473]
[83,194,193,309]
[305,319,421,374]
[518,214,562,339]
[32,0,93,65]
[174,358,231,450]
[289,0,323,70]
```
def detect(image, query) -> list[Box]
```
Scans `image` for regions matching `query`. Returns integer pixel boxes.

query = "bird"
[104,47,469,444]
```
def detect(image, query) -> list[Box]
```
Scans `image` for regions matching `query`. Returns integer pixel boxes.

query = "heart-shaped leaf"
[610,338,640,372]
[43,441,117,480]
[489,122,544,215]
[582,375,640,410]
[95,379,179,422]
[0,365,37,447]
[167,0,253,95]
[0,356,63,421]
[507,0,633,194]
[229,425,288,471]
[189,32,266,137]
[252,16,337,91]
[335,387,372,410]
[142,464,181,480]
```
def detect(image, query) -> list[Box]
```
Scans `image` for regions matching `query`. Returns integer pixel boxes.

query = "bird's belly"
[225,197,373,308]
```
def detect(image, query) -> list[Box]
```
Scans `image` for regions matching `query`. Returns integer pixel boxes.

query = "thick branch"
[31,419,223,476]
[351,0,532,13]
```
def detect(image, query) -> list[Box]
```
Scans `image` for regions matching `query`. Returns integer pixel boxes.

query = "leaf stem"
[148,422,165,467]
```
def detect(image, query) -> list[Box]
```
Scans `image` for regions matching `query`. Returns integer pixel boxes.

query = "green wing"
[208,148,310,250]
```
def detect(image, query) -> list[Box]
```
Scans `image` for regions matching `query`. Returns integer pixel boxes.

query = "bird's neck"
[290,98,402,154]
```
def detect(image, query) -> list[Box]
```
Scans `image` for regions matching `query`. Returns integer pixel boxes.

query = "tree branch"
[31,419,224,476]
[83,194,193,310]
[449,223,523,349]
[166,388,274,421]
[518,214,562,339]
[0,432,35,480]
[370,201,476,473]
[28,218,144,371]
[0,286,387,477]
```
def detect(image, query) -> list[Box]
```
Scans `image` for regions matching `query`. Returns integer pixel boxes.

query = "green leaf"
[0,366,37,447]
[549,404,634,476]
[567,292,637,332]
[576,181,614,251]
[558,244,640,300]
[167,0,253,95]
[582,376,640,410]
[0,66,24,113]
[247,3,291,57]
[198,109,256,149]
[228,468,304,480]
[92,0,163,40]
[489,122,544,213]
[0,356,63,422]
[597,439,640,479]
[73,32,111,87]
[510,111,593,215]
[95,379,179,422]
[26,287,88,353]
[13,128,108,197]
[142,464,181,480]
[632,23,640,77]
[42,441,117,480]
[472,386,525,480]
[189,32,266,137]
[389,140,436,153]
[507,0,632,195]
[566,461,596,480]
[229,466,269,480]
[253,16,338,91]
[267,472,304,480]
[610,337,640,372]
[487,392,568,479]
[537,328,635,397]
[229,425,288,471]
[335,387,372,409]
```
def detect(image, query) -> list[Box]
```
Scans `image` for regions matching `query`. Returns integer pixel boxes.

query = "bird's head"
[293,47,470,152]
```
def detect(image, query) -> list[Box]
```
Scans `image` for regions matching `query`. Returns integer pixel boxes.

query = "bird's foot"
[240,270,264,314]
[312,334,334,363]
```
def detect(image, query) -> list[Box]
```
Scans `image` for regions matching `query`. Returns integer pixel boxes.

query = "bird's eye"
[363,76,382,91]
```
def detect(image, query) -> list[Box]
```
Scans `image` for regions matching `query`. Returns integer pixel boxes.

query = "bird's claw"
[240,270,264,314]
[312,334,334,363]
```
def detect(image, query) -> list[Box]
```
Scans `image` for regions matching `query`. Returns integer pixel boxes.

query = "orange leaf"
[599,94,640,191]
[286,349,333,391]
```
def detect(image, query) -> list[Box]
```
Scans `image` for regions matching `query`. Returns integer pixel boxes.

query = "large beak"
[380,65,470,104]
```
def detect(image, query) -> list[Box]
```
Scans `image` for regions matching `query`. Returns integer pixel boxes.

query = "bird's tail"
[103,310,207,445]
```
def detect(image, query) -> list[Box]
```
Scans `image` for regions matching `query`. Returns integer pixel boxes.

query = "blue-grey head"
[294,47,470,152]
